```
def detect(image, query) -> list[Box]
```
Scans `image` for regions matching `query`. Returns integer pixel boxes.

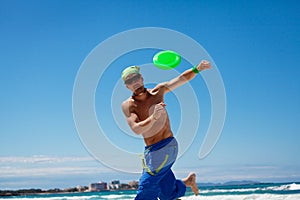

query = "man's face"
[125,73,144,92]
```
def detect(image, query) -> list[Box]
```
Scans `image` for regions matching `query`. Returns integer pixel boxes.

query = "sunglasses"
[125,74,141,85]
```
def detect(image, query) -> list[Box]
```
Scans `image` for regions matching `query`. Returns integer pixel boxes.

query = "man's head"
[122,66,144,93]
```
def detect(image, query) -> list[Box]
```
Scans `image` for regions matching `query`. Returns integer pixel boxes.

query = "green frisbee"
[153,50,181,70]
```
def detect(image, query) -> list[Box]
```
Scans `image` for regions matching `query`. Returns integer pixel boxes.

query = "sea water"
[1,182,300,200]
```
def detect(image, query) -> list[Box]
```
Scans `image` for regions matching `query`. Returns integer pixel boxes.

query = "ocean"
[1,182,300,200]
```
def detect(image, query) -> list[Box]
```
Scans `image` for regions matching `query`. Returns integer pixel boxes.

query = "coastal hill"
[198,180,260,187]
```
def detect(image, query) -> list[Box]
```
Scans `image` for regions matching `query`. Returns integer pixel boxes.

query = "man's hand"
[152,102,166,120]
[196,60,211,71]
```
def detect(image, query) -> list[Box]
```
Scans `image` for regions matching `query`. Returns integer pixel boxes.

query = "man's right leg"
[135,170,160,200]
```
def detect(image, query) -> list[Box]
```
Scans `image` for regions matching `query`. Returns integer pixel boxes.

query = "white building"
[109,180,121,190]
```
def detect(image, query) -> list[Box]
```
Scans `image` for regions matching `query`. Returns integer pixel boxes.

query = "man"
[121,60,211,200]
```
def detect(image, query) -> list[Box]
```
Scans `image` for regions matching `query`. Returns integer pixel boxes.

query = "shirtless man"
[122,60,211,200]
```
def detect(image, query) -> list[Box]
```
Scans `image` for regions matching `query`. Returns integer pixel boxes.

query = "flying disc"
[153,50,181,70]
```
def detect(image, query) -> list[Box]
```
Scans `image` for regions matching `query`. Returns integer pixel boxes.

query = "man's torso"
[129,87,173,146]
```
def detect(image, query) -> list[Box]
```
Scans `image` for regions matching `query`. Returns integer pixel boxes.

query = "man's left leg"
[158,168,186,200]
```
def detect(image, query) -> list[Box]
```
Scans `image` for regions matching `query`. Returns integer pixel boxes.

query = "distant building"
[128,180,139,189]
[120,183,130,190]
[109,180,121,190]
[89,182,108,192]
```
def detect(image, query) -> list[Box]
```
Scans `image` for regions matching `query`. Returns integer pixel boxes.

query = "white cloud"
[0,155,94,164]
[0,166,113,178]
[0,155,115,178]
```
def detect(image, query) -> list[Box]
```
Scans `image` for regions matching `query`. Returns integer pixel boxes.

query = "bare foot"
[182,172,198,196]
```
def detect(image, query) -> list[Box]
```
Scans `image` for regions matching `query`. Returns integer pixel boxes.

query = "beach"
[1,182,300,200]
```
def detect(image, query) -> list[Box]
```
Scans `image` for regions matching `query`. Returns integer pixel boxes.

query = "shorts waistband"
[145,137,175,152]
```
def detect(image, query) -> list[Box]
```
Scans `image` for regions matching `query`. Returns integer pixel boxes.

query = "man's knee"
[135,183,160,200]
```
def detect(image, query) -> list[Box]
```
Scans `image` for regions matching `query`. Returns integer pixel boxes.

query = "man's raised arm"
[157,60,211,94]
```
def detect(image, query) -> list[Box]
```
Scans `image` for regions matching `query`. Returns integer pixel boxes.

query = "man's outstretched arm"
[156,60,211,94]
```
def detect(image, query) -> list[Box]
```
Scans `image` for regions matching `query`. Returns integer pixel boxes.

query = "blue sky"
[0,0,299,189]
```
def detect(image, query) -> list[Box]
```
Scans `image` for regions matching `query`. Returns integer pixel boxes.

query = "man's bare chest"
[133,94,164,121]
